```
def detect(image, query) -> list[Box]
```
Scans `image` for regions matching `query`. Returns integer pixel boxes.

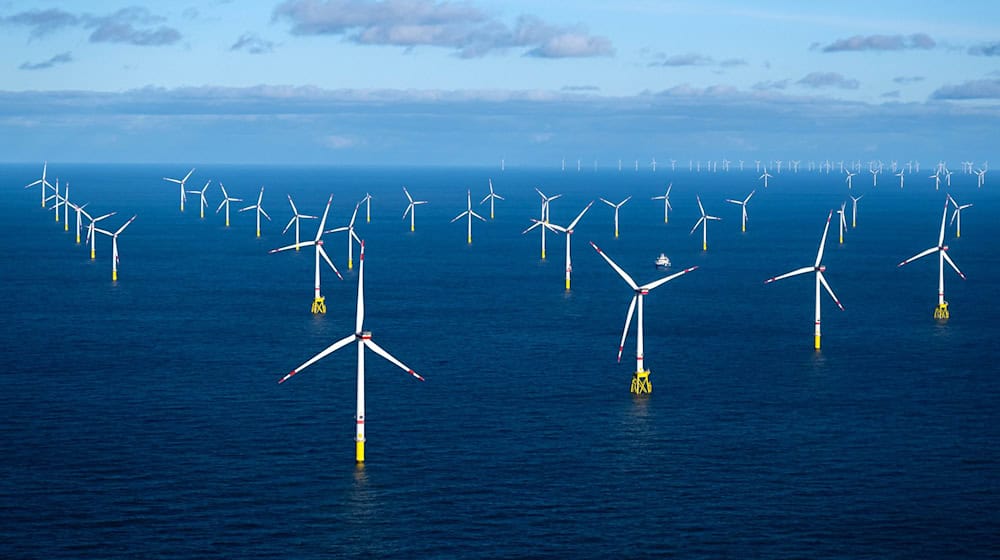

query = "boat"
[654,253,671,269]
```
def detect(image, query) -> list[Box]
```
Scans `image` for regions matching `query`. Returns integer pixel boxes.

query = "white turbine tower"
[44,178,62,223]
[215,183,243,227]
[269,194,343,314]
[849,194,863,228]
[239,187,271,237]
[895,170,905,189]
[898,198,966,319]
[764,211,844,350]
[163,168,195,212]
[930,172,940,191]
[724,189,755,232]
[690,195,722,251]
[402,186,427,232]
[479,178,504,219]
[93,215,137,281]
[278,241,425,463]
[651,183,673,223]
[599,196,631,238]
[24,162,54,207]
[947,194,973,238]
[327,202,363,269]
[186,180,211,219]
[590,242,697,394]
[451,189,486,244]
[533,201,593,290]
[281,195,317,251]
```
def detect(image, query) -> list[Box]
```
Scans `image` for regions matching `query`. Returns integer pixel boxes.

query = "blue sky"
[1,0,998,165]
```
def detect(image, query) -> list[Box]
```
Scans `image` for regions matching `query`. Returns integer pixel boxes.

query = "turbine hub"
[360,331,372,339]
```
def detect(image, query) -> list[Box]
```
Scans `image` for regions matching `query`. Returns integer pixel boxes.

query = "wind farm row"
[17,162,983,464]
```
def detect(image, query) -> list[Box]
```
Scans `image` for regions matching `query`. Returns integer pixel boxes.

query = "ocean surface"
[1,163,998,558]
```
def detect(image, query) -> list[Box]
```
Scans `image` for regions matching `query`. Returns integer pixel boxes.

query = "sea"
[1,163,998,558]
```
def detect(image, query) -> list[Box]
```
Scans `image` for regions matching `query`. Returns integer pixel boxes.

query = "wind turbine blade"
[764,266,814,283]
[817,272,845,310]
[363,339,425,381]
[640,265,698,291]
[941,251,966,279]
[617,295,637,363]
[94,211,117,222]
[897,247,937,267]
[451,211,469,223]
[287,195,299,215]
[590,242,639,290]
[282,217,296,235]
[937,200,948,246]
[689,217,704,235]
[744,190,755,203]
[696,196,706,216]
[471,211,486,222]
[318,245,343,279]
[351,229,362,244]
[315,194,333,241]
[403,204,413,219]
[815,210,833,267]
[403,187,414,203]
[115,215,136,235]
[567,201,594,230]
[260,208,271,221]
[349,202,360,227]
[521,221,543,234]
[269,241,316,253]
[216,200,227,213]
[355,242,365,333]
[183,168,195,183]
[279,333,356,384]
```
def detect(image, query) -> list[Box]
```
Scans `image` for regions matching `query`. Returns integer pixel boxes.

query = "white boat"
[654,253,671,269]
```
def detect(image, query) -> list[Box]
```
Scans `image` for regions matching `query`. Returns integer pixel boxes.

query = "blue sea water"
[1,163,998,558]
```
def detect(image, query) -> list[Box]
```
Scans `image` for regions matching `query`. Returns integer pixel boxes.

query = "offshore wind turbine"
[836,202,847,244]
[599,196,631,238]
[83,209,116,259]
[870,168,878,188]
[282,195,317,251]
[163,168,195,212]
[61,183,71,230]
[70,201,88,243]
[239,187,271,237]
[361,193,372,223]
[93,215,136,281]
[269,194,343,314]
[590,241,697,394]
[44,178,62,223]
[759,168,773,188]
[651,183,673,223]
[215,183,242,227]
[898,198,965,319]
[402,186,427,232]
[930,172,940,191]
[845,170,856,189]
[534,201,592,290]
[327,202,363,269]
[947,194,972,238]
[975,168,986,188]
[528,188,562,259]
[451,190,486,244]
[479,179,504,219]
[764,211,844,350]
[690,195,721,251]
[895,170,905,189]
[849,194,863,228]
[278,241,424,463]
[186,180,211,219]
[24,162,54,207]
[724,189,754,232]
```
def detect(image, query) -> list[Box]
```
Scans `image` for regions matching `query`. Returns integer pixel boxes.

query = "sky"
[0,0,998,166]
